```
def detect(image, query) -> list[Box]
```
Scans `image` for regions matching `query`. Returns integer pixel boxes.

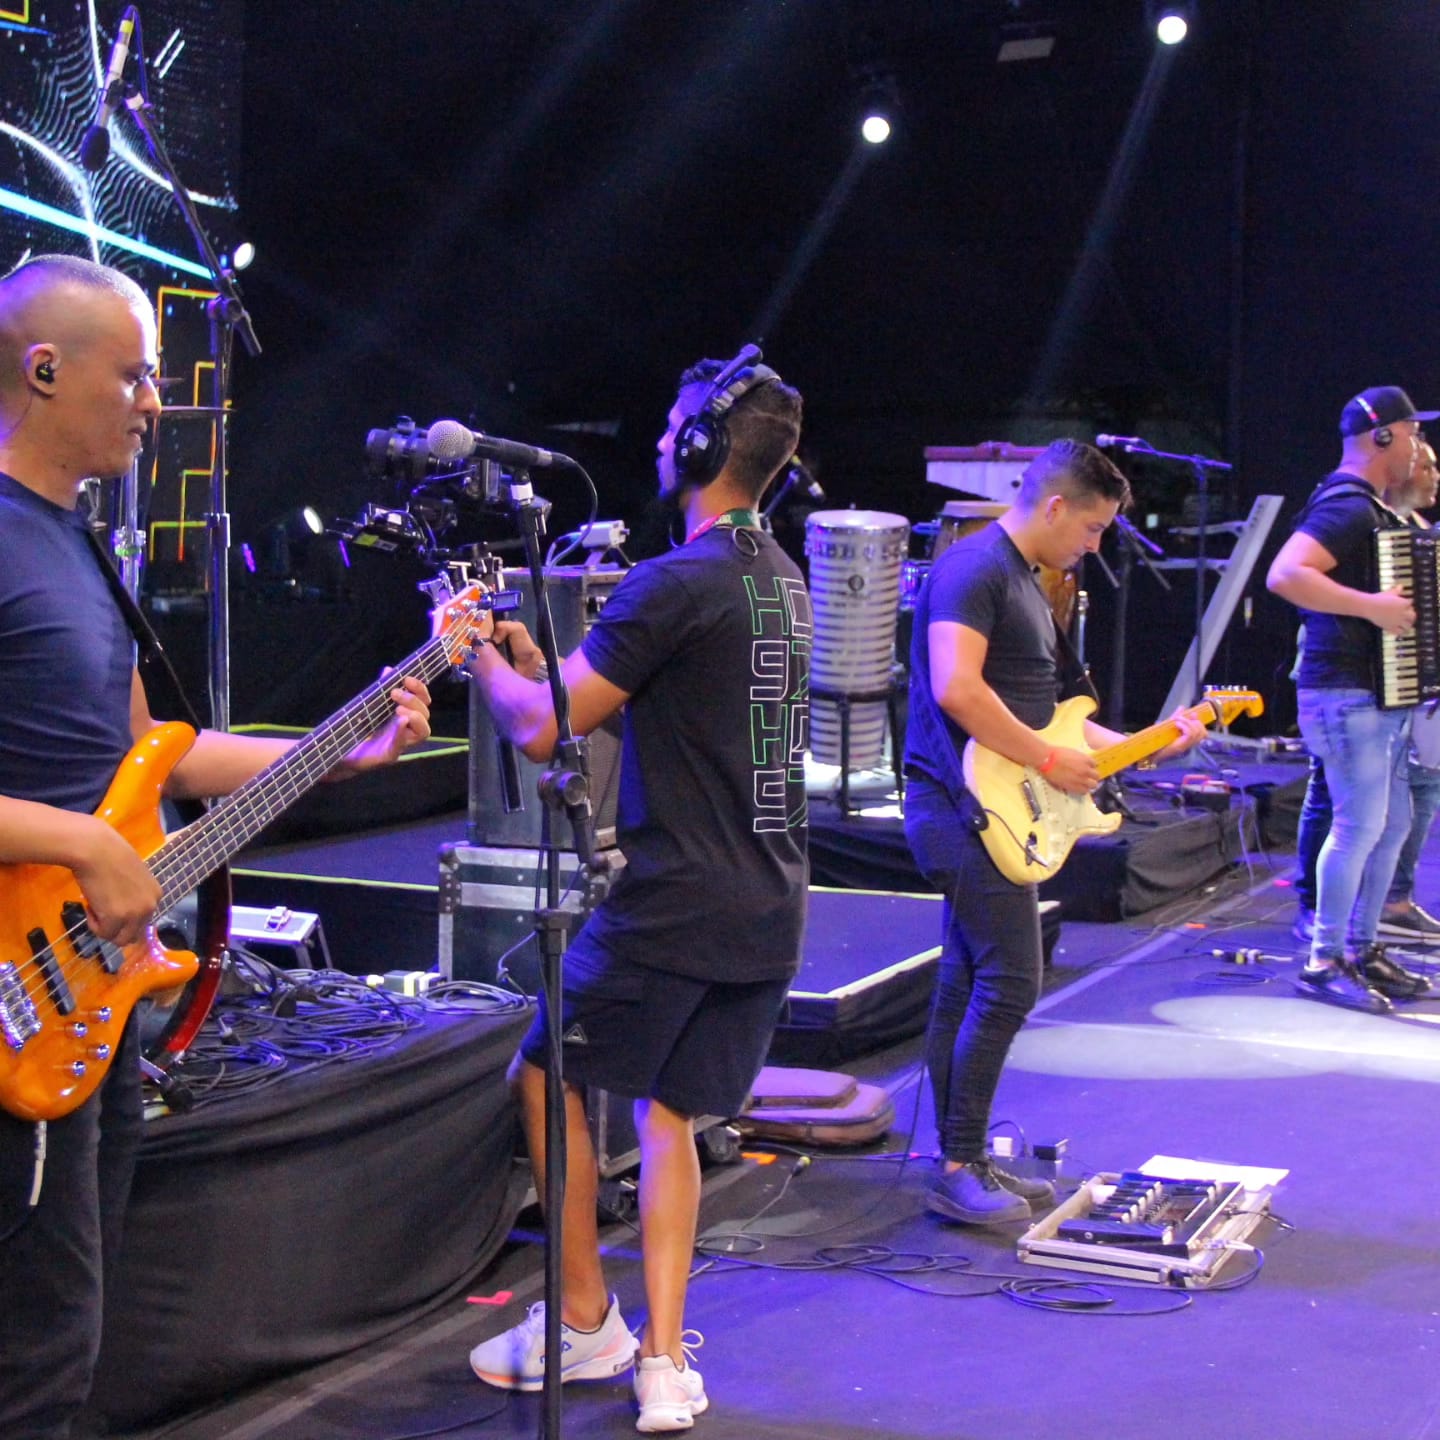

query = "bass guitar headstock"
[422,559,524,672]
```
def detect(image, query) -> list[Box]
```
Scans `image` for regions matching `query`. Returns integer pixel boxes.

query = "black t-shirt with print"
[569,525,812,983]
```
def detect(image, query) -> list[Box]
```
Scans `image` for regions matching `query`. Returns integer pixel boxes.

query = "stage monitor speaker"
[467,565,626,849]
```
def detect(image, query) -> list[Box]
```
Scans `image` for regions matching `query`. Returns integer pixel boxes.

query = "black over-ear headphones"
[1352,393,1392,447]
[34,361,54,384]
[673,342,780,484]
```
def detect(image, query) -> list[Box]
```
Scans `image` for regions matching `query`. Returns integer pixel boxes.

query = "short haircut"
[1016,438,1131,511]
[0,255,152,396]
[679,358,803,498]
[0,253,151,313]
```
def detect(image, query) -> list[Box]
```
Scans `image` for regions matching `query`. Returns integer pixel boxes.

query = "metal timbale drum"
[804,510,910,769]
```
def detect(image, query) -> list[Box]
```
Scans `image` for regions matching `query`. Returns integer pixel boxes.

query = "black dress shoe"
[1351,942,1431,1000]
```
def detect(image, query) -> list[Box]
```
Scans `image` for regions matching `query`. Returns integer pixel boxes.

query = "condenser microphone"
[1095,434,1149,451]
[80,7,139,172]
[425,418,572,470]
[787,457,825,501]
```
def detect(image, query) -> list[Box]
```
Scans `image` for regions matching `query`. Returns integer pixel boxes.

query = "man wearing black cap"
[1268,386,1439,1010]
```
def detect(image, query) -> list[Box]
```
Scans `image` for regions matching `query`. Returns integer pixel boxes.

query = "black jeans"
[0,1019,142,1439]
[906,780,1043,1162]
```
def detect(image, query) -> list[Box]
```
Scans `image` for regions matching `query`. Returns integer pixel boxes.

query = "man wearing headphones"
[1268,386,1437,1010]
[467,350,809,1433]
[1290,440,1440,944]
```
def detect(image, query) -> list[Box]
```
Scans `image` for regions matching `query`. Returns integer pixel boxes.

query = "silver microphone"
[425,418,571,470]
[79,7,139,172]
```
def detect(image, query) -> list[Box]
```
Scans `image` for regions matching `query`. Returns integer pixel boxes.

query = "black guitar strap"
[1293,474,1403,532]
[81,526,204,732]
[1050,604,1102,708]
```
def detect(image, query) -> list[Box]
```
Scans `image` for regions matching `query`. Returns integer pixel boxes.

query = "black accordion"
[1375,525,1440,708]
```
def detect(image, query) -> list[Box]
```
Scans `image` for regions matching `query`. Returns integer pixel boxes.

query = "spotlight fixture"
[1155,7,1189,44]
[261,505,326,590]
[231,240,256,271]
[858,78,899,146]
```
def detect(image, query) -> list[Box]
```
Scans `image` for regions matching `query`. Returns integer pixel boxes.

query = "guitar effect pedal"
[1180,774,1231,812]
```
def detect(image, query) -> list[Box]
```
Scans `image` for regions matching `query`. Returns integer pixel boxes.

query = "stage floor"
[112,838,1440,1440]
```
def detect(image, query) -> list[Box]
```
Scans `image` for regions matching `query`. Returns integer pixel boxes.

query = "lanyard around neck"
[685,507,761,544]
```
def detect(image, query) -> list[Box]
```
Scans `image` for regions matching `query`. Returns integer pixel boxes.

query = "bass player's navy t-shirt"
[0,472,133,813]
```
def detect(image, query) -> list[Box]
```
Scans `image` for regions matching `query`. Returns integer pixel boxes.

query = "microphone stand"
[1104,513,1170,729]
[507,472,612,1440]
[760,466,800,526]
[1109,441,1233,707]
[111,456,145,602]
[122,84,260,731]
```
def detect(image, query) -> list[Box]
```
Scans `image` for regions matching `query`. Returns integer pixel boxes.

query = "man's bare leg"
[633,1096,700,1366]
[513,1056,609,1329]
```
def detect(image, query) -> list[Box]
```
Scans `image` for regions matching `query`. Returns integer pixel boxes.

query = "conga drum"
[1037,565,1078,636]
[931,500,1008,559]
[929,499,1078,637]
[804,510,910,769]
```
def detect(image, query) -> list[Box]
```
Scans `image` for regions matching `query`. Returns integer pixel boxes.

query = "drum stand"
[812,679,906,815]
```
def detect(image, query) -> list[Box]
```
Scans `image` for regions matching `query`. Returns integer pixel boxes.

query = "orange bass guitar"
[0,586,489,1122]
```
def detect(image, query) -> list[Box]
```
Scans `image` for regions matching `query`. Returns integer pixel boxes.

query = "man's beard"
[631,485,692,555]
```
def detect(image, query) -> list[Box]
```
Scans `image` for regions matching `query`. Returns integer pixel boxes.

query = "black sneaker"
[1351,942,1431,1000]
[1376,902,1440,941]
[988,1160,1057,1209]
[1294,959,1391,1013]
[924,1159,1030,1226]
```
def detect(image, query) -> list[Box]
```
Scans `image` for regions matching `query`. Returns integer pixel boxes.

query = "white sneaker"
[469,1295,638,1392]
[634,1333,708,1433]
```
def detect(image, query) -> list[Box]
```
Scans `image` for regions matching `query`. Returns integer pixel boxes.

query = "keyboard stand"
[1154,494,1283,722]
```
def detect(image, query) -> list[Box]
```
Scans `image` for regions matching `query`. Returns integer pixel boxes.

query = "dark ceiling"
[219,0,1440,726]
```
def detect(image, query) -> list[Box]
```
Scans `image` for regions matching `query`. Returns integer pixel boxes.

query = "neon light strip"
[0,18,44,31]
[0,186,209,276]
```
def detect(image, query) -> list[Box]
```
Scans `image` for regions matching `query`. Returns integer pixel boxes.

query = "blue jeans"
[1296,688,1413,960]
[1293,753,1331,912]
[1390,761,1440,903]
[1295,754,1440,909]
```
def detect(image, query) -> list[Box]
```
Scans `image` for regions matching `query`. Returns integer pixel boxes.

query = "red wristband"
[1039,749,1058,775]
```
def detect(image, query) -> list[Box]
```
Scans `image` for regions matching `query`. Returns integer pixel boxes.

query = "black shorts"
[518,947,790,1119]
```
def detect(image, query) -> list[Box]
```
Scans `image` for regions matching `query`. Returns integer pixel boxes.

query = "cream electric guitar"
[0,585,491,1123]
[962,688,1264,886]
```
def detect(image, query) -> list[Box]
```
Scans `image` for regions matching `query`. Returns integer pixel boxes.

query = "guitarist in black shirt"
[904,439,1203,1225]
